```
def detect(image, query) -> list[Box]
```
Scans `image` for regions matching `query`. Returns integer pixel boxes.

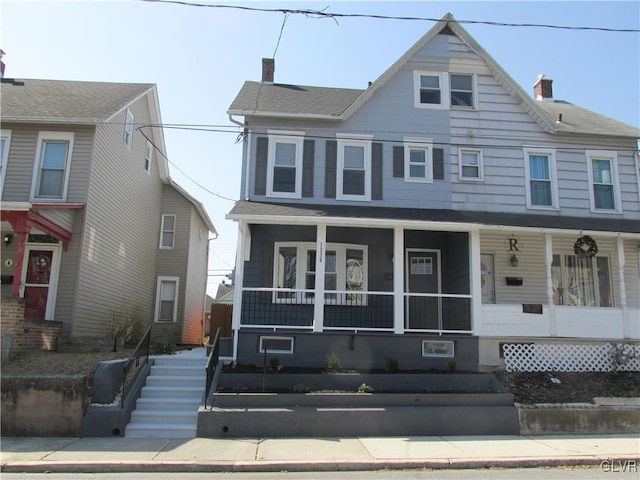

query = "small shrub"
[151,343,177,355]
[269,356,282,371]
[447,360,456,373]
[357,383,374,393]
[385,356,399,373]
[292,383,311,393]
[326,353,341,371]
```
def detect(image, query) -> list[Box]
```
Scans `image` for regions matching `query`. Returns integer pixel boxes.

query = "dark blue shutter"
[302,140,315,198]
[325,140,337,198]
[372,142,383,200]
[393,146,404,178]
[254,137,268,195]
[433,148,444,180]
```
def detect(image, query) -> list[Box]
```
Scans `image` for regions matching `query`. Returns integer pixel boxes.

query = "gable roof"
[228,14,639,139]
[0,78,155,124]
[168,179,218,235]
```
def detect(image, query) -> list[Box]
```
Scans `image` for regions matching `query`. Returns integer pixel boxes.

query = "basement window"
[259,336,294,354]
[422,340,455,358]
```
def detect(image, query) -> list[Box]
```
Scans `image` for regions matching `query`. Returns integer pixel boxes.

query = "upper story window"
[0,129,11,195]
[404,138,433,183]
[155,276,179,323]
[337,134,372,201]
[123,109,134,148]
[414,72,476,109]
[31,131,74,201]
[267,131,304,198]
[274,242,367,305]
[459,148,483,181]
[144,141,153,173]
[586,150,621,213]
[160,214,175,249]
[524,147,558,210]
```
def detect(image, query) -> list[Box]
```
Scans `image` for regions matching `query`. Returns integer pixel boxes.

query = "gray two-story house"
[1,77,216,348]
[226,14,640,371]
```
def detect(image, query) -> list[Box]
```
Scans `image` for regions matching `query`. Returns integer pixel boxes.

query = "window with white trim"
[586,150,620,212]
[414,72,476,109]
[404,138,433,182]
[0,129,11,194]
[155,277,179,322]
[274,242,367,305]
[31,131,74,200]
[524,147,557,209]
[160,214,176,248]
[144,141,153,173]
[337,135,372,201]
[422,340,455,357]
[459,148,483,180]
[552,254,613,307]
[124,109,134,148]
[267,131,304,198]
[259,336,294,354]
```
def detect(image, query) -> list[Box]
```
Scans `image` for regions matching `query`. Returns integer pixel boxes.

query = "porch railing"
[120,326,151,408]
[204,327,221,409]
[239,288,472,333]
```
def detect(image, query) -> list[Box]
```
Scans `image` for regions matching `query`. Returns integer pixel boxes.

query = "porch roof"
[227,201,640,235]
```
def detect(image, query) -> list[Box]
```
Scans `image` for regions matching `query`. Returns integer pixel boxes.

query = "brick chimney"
[262,58,274,83]
[533,74,553,101]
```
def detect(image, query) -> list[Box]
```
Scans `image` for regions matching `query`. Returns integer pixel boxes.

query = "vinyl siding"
[182,207,209,344]
[72,95,161,337]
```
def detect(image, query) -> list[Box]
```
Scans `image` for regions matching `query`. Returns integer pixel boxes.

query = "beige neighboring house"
[0,76,216,347]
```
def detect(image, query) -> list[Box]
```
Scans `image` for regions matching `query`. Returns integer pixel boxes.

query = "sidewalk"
[2,435,638,473]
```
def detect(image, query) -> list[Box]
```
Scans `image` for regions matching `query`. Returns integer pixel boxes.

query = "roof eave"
[0,116,102,125]
[227,109,343,121]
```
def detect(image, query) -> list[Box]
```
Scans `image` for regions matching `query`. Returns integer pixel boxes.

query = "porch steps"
[125,349,207,438]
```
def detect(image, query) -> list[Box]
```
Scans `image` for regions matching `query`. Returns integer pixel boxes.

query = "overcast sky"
[2,0,639,296]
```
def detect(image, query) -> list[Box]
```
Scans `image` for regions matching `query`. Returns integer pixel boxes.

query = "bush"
[269,356,282,371]
[357,383,374,393]
[385,356,399,373]
[151,343,177,355]
[326,353,341,371]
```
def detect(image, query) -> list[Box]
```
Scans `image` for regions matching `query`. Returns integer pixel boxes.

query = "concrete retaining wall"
[1,375,87,436]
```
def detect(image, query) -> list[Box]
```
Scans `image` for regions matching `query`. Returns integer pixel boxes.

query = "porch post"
[313,223,326,333]
[469,229,482,335]
[616,236,630,339]
[544,234,557,337]
[230,220,248,362]
[393,226,404,334]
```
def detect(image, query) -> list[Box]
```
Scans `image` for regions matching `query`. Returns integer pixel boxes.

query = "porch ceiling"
[227,201,640,235]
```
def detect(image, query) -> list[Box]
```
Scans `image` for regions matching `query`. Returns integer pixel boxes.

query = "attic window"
[414,72,477,110]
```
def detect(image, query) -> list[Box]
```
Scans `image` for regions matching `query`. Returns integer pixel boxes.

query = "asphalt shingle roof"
[0,78,154,123]
[228,201,640,234]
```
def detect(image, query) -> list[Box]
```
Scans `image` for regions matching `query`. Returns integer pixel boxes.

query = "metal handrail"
[204,327,221,409]
[120,326,152,408]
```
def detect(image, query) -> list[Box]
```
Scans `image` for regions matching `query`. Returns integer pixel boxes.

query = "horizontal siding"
[39,208,77,232]
[182,208,209,344]
[623,239,640,309]
[73,94,161,337]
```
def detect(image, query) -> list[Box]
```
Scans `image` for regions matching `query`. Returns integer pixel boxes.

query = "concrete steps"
[125,349,207,438]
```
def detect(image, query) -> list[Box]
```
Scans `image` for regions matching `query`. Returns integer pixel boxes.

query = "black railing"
[204,327,221,409]
[120,326,152,408]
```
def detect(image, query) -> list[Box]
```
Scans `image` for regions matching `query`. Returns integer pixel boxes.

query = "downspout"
[229,114,251,200]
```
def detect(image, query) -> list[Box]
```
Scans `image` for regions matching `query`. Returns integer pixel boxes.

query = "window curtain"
[529,155,551,205]
[564,256,596,307]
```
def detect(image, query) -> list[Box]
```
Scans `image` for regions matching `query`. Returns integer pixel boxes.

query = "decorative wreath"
[573,235,598,258]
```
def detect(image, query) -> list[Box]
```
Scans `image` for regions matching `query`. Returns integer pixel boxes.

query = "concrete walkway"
[1,435,638,473]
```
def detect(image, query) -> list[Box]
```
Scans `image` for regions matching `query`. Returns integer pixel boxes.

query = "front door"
[21,245,60,320]
[405,249,441,330]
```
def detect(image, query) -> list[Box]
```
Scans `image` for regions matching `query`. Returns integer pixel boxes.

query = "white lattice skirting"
[503,343,640,372]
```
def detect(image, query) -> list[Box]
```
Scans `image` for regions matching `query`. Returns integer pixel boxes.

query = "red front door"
[24,250,54,320]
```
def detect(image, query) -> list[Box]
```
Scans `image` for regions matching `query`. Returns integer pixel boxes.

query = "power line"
[139,1,640,33]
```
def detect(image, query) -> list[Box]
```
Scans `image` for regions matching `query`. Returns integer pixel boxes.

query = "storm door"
[405,249,441,330]
[21,245,60,320]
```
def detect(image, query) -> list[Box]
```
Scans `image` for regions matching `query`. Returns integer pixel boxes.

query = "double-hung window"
[124,109,134,148]
[267,131,304,198]
[160,214,176,248]
[459,148,483,180]
[404,138,433,182]
[337,135,372,201]
[274,242,367,305]
[524,147,557,209]
[0,129,11,194]
[586,150,620,212]
[144,141,153,173]
[155,277,179,322]
[32,131,74,201]
[551,254,613,307]
[450,74,474,107]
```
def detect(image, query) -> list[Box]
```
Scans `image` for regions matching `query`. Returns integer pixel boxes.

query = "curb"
[1,456,631,474]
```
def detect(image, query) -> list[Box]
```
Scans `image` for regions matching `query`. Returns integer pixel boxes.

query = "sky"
[2,0,639,297]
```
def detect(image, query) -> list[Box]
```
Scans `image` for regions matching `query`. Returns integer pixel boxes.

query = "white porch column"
[544,233,557,337]
[617,236,630,339]
[231,220,248,361]
[393,226,404,334]
[469,229,482,335]
[313,224,327,333]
